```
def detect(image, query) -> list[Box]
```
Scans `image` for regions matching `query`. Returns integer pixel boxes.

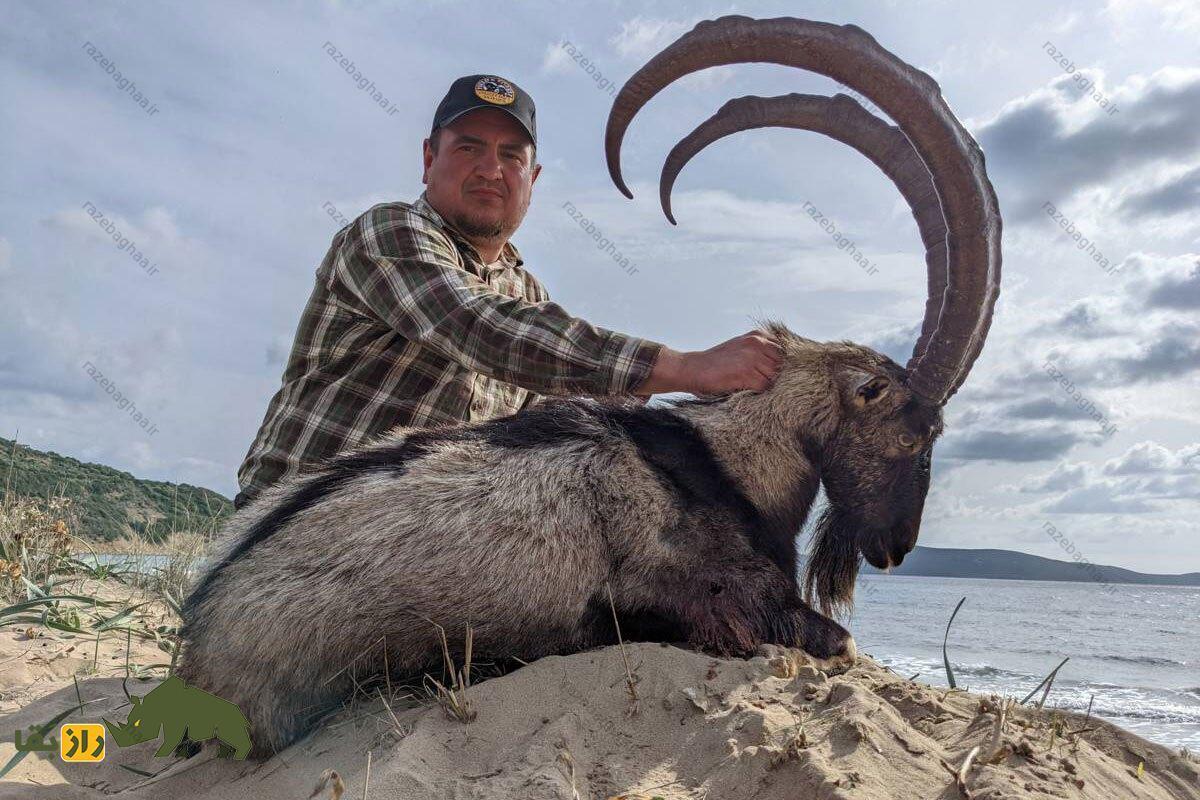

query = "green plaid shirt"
[235,191,663,508]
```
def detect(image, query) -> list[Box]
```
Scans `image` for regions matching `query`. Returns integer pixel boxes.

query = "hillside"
[865,545,1200,586]
[0,436,232,542]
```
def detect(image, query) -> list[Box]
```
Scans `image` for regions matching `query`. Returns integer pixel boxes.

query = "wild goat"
[178,15,1001,760]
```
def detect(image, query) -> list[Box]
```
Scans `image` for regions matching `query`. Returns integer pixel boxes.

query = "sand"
[0,628,1197,800]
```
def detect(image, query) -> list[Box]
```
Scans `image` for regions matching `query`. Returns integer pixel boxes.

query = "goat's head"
[815,345,943,607]
[604,16,1002,615]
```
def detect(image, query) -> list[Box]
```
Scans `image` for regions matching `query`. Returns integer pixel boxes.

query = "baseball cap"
[430,74,537,147]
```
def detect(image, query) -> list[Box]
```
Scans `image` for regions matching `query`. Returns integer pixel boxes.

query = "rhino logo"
[103,675,252,759]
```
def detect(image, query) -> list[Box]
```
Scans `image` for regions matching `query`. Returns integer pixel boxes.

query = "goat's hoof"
[814,634,858,672]
[791,606,857,669]
[754,639,857,677]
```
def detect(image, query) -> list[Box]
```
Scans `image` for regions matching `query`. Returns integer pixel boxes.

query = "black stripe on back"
[474,399,605,450]
[592,405,797,578]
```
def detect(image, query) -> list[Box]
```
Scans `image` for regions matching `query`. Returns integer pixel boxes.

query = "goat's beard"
[803,504,863,619]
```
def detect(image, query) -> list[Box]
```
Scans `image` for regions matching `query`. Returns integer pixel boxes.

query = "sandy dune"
[1,636,1197,799]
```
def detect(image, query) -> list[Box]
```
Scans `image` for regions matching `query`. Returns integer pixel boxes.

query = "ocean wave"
[874,657,1029,682]
[874,658,1200,725]
[957,644,1192,668]
[1094,653,1188,667]
[955,663,1031,680]
[1055,695,1200,724]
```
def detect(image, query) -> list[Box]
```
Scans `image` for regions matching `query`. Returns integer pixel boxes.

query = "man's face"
[422,108,541,246]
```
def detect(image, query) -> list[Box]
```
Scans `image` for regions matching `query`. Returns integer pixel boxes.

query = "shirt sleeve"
[328,204,664,397]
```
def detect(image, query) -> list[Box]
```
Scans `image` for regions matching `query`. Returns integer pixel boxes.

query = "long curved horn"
[659,92,947,366]
[605,15,1002,404]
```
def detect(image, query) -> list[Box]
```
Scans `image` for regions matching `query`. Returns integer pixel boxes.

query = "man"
[234,74,781,510]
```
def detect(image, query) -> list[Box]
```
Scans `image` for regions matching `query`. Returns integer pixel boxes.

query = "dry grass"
[0,495,76,604]
[423,621,476,723]
[0,492,214,678]
[606,580,640,717]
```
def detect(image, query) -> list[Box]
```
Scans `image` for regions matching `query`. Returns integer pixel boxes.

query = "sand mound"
[1,641,1197,799]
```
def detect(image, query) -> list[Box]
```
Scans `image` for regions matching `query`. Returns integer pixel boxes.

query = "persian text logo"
[61,723,106,762]
[12,677,254,763]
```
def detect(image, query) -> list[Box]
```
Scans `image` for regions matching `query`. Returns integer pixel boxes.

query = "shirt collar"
[413,191,523,270]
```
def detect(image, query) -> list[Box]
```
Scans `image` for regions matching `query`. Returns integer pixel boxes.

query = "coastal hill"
[0,436,232,542]
[864,545,1200,587]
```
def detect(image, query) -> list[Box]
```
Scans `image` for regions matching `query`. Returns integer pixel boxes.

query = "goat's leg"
[684,564,855,661]
[609,515,856,663]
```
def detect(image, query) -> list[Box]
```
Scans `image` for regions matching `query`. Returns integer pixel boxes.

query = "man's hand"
[634,331,783,396]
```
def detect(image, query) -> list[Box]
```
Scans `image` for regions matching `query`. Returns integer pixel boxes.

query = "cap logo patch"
[474,76,516,105]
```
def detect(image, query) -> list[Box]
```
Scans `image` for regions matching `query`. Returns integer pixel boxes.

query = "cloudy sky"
[2,1,1197,572]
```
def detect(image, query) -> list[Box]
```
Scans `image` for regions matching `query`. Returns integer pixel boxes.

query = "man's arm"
[329,204,661,396]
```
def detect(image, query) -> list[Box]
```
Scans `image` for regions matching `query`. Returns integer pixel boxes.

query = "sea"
[848,573,1199,751]
[81,555,1199,751]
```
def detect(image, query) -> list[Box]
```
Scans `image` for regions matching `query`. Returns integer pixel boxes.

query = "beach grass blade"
[942,596,967,689]
[1020,656,1070,708]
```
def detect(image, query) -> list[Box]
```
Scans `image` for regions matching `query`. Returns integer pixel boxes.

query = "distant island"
[863,546,1200,587]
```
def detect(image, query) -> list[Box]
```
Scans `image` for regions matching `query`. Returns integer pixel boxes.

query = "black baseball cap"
[430,74,537,147]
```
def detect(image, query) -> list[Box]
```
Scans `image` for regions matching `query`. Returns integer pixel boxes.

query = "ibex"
[177,15,1001,759]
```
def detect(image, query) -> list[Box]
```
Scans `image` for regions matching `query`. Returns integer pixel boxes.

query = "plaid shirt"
[235,191,662,508]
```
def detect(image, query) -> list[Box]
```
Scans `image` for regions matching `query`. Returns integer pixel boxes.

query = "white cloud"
[1018,461,1089,493]
[609,16,693,61]
[1043,484,1155,514]
[1105,0,1200,35]
[977,65,1200,221]
[540,41,574,75]
[1103,440,1200,474]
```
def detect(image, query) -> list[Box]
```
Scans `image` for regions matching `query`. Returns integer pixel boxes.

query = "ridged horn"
[658,92,948,367]
[605,15,1001,404]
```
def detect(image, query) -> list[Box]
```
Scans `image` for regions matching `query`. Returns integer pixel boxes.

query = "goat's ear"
[848,371,892,408]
